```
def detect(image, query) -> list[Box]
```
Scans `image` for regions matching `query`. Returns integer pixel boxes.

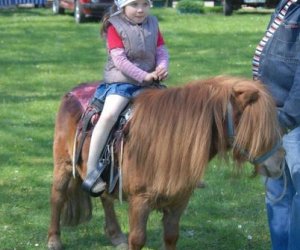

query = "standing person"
[82,0,169,196]
[252,0,300,249]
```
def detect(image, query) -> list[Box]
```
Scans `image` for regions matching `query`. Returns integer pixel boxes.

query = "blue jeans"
[266,126,300,250]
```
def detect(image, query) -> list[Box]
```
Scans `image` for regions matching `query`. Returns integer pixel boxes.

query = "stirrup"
[82,163,106,197]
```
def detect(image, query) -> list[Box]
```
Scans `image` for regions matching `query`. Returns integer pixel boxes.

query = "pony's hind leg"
[100,194,128,249]
[47,162,72,250]
[128,196,151,250]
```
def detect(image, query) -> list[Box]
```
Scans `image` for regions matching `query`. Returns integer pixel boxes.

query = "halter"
[227,102,287,203]
[226,102,282,165]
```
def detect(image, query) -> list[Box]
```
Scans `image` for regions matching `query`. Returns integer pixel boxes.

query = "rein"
[251,141,282,165]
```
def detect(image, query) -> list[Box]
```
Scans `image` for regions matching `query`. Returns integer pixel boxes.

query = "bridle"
[226,102,282,165]
[226,101,286,203]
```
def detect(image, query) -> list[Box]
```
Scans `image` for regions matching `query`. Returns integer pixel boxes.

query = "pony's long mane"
[123,76,280,198]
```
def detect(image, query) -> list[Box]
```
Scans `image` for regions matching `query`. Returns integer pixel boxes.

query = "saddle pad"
[70,82,101,110]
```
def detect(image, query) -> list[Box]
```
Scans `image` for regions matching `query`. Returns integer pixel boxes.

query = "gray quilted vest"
[104,14,158,85]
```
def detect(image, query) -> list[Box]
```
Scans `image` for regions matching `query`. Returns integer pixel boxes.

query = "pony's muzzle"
[257,147,285,178]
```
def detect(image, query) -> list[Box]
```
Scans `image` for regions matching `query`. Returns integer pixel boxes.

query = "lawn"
[0,6,273,250]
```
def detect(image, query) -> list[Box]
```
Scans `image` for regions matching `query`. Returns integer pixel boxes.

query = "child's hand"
[143,71,158,83]
[155,66,168,81]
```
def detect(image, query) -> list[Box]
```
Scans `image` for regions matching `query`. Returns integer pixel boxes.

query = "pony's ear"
[233,84,259,108]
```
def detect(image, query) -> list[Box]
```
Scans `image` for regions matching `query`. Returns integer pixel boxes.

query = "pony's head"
[218,76,285,178]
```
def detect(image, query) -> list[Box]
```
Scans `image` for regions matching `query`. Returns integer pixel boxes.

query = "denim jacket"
[257,0,300,129]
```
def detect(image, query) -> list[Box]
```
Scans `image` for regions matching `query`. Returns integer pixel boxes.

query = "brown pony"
[47,76,284,250]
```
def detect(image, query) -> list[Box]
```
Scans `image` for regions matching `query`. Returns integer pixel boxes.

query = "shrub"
[203,6,223,13]
[176,0,205,14]
[152,0,166,7]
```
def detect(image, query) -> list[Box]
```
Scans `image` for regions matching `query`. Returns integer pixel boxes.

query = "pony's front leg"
[162,197,190,250]
[128,196,151,250]
[100,194,128,249]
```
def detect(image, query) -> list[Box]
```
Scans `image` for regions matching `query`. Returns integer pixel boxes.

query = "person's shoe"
[82,163,106,197]
[91,178,106,194]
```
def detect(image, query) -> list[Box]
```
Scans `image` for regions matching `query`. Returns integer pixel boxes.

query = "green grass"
[0,6,273,249]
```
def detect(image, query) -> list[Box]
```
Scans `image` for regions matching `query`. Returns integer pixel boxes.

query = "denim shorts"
[93,83,143,102]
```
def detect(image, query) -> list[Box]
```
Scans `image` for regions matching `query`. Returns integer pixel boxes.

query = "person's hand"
[155,65,168,81]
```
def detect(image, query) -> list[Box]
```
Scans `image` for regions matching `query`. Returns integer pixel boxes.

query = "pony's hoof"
[47,238,63,250]
[116,242,129,250]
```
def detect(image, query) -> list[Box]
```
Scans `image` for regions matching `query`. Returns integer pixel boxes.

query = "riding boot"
[91,177,106,194]
[82,161,106,197]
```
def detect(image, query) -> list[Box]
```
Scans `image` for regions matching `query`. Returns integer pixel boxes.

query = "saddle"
[72,81,165,194]
[74,97,132,194]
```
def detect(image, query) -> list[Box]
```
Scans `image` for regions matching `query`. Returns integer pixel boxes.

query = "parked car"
[52,0,113,23]
[222,0,279,15]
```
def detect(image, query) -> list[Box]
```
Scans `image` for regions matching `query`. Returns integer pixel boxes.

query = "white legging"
[87,94,130,175]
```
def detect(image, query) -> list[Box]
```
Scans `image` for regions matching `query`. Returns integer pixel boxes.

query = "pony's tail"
[60,176,92,226]
[53,87,94,227]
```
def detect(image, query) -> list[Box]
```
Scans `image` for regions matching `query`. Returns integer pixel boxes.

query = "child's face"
[124,0,150,24]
